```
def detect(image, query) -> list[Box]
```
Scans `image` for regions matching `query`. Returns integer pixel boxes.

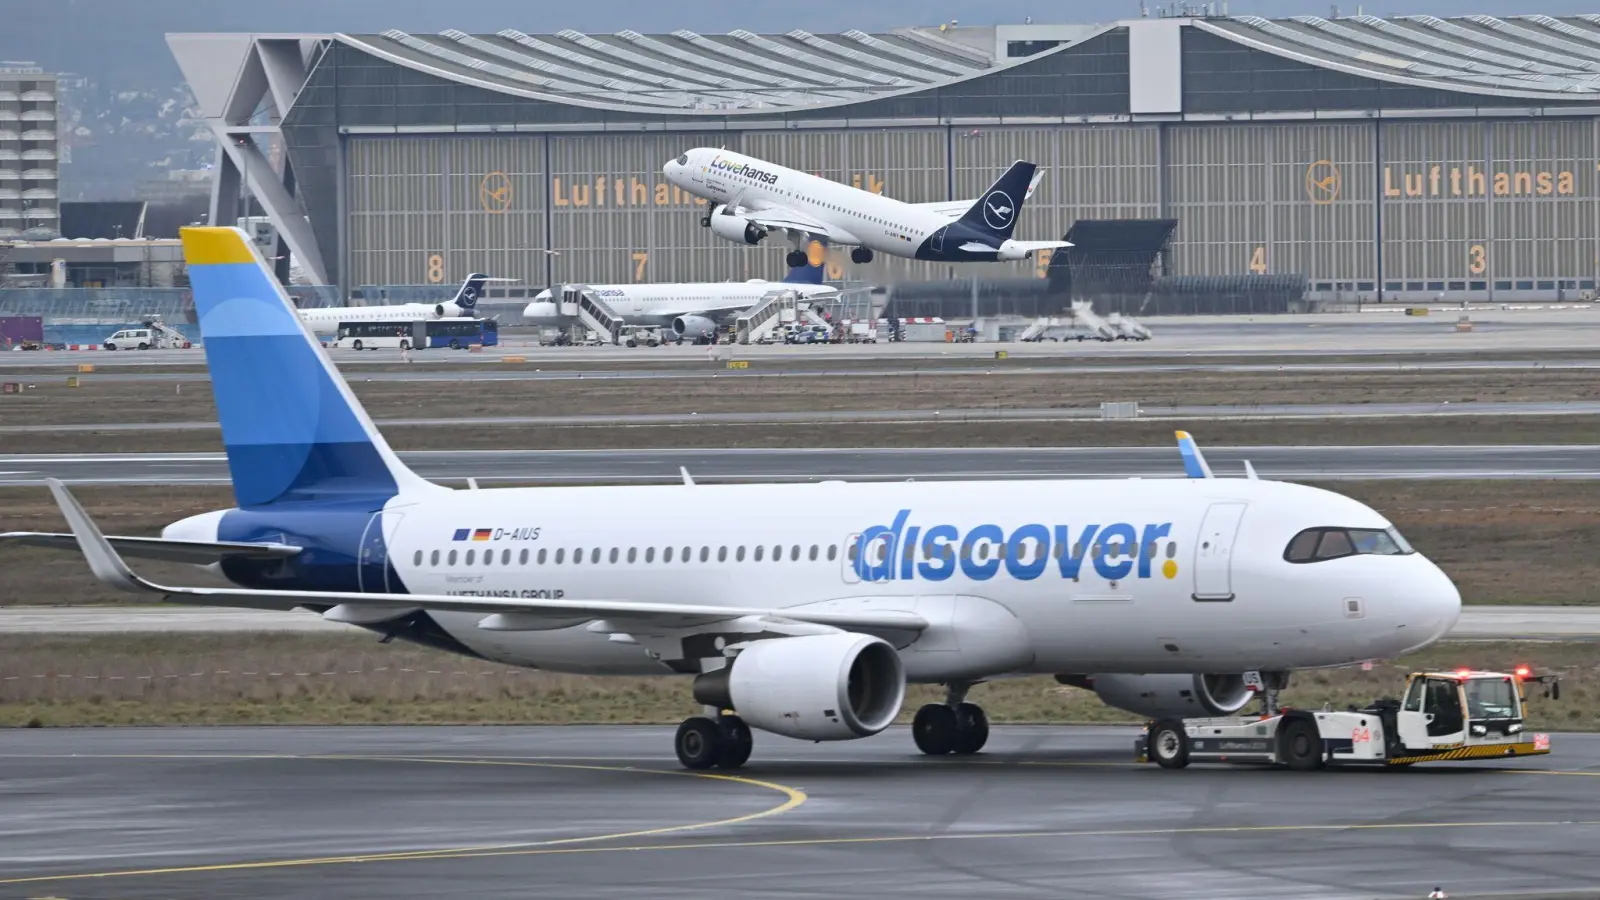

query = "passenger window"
[448,550,457,566]
[555,548,565,564]
[847,542,858,564]
[700,546,710,563]
[502,549,511,565]
[828,545,838,561]
[717,546,728,562]
[592,548,601,564]
[609,547,619,564]
[465,549,475,565]
[1316,530,1354,560]
[537,548,547,564]
[519,549,529,565]
[809,544,819,561]
[413,550,423,566]
[755,545,765,561]
[627,547,637,563]
[736,546,746,562]
[791,545,800,561]
[645,546,655,563]
[430,549,440,566]
[664,546,674,563]
[484,551,493,567]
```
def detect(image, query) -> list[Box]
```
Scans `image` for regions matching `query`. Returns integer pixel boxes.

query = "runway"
[2,604,1593,639]
[2,726,1597,899]
[11,399,1600,435]
[3,445,1598,486]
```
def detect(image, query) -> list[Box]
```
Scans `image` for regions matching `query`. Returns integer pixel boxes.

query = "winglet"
[1243,460,1259,481]
[45,478,158,594]
[1025,169,1045,200]
[680,466,696,486]
[1175,430,1214,479]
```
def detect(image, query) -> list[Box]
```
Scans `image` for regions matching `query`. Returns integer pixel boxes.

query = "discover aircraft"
[297,273,510,337]
[9,227,1461,771]
[523,245,837,341]
[663,148,1069,266]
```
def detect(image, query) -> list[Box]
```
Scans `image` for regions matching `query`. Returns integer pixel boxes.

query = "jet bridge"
[734,289,800,344]
[554,284,624,345]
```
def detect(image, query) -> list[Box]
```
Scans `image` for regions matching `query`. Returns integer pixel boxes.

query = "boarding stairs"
[1107,312,1152,340]
[141,315,193,349]
[555,284,624,345]
[734,289,800,344]
[1070,301,1117,341]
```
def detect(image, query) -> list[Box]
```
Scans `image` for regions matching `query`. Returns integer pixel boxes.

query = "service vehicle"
[1136,667,1559,770]
[622,325,666,348]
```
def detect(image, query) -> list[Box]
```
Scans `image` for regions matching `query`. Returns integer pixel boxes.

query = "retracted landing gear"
[850,247,874,264]
[675,713,753,770]
[786,249,808,268]
[913,682,989,756]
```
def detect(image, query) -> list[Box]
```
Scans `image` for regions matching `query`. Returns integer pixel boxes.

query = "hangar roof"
[1199,14,1600,96]
[339,27,993,111]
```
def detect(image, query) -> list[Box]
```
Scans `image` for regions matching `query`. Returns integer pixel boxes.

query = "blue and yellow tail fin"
[1175,430,1214,480]
[181,227,434,507]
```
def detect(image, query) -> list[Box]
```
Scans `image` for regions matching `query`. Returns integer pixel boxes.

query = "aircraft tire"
[716,715,753,769]
[1149,720,1190,769]
[951,703,990,755]
[786,250,807,268]
[676,716,723,770]
[850,247,873,264]
[912,703,958,755]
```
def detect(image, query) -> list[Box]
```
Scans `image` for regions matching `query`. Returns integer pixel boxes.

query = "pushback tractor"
[1136,667,1559,770]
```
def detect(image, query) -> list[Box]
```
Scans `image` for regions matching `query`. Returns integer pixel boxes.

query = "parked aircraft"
[9,227,1461,771]
[663,148,1068,266]
[297,274,510,336]
[523,248,836,341]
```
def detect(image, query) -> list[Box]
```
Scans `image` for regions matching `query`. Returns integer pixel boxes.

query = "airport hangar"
[171,14,1600,312]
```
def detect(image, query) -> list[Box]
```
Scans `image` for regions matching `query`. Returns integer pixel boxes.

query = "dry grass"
[0,634,1590,730]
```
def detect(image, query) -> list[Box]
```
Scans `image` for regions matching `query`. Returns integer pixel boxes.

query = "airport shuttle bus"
[332,318,497,350]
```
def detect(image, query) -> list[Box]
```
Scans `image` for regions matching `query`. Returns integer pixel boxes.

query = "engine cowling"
[434,301,468,318]
[709,210,766,246]
[1074,673,1255,719]
[672,314,716,339]
[692,633,905,741]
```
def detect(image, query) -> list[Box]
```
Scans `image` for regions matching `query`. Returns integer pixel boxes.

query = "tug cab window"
[1284,527,1415,563]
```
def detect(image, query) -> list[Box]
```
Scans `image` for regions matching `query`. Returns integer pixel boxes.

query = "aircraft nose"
[1409,557,1462,646]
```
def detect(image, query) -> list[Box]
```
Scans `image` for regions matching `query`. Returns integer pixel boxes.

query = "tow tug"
[1136,667,1560,770]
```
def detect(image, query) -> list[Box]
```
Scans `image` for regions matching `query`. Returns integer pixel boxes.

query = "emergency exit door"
[1192,502,1247,602]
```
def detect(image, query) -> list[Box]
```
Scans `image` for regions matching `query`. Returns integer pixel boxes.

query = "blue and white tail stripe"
[181,227,435,508]
[1175,430,1214,479]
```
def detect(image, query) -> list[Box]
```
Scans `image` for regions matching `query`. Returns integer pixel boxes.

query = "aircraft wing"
[40,479,928,634]
[739,204,837,239]
[958,240,1071,255]
[0,531,301,565]
[914,170,1047,219]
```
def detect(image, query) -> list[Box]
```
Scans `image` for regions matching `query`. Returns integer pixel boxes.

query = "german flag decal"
[453,528,495,542]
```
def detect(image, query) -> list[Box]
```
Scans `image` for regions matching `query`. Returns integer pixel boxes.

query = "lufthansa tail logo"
[983,190,1015,230]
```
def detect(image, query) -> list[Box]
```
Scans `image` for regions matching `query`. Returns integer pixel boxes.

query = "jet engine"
[709,208,766,246]
[995,240,1037,261]
[671,314,717,339]
[1064,673,1255,719]
[434,301,468,318]
[692,632,905,741]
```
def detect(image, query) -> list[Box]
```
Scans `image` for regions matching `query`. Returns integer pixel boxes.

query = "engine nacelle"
[709,210,766,246]
[1072,673,1255,720]
[434,301,468,318]
[995,240,1036,262]
[672,314,716,339]
[692,633,905,741]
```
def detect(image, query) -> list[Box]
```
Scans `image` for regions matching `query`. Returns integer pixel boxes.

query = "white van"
[103,328,154,350]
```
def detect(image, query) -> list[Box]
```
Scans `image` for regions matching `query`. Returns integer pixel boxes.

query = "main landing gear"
[850,247,874,264]
[675,712,754,770]
[786,249,808,268]
[912,682,990,756]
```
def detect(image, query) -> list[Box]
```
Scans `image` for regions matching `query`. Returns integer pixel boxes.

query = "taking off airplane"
[8,227,1461,770]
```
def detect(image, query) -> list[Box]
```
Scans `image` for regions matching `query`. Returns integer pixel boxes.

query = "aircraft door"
[929,226,947,254]
[1192,501,1247,601]
[841,533,863,584]
[358,510,405,593]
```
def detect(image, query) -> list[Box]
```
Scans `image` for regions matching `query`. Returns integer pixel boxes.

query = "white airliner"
[297,274,506,337]
[8,227,1461,771]
[523,253,837,341]
[663,148,1071,266]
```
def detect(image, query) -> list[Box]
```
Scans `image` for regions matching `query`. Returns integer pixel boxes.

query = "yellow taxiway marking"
[0,754,806,887]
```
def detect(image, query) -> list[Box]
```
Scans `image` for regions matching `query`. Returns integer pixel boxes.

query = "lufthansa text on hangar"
[171,14,1600,302]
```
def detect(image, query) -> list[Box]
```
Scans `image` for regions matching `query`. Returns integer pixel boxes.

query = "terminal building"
[172,13,1600,306]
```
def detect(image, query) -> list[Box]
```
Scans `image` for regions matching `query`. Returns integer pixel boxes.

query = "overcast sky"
[8,0,1600,88]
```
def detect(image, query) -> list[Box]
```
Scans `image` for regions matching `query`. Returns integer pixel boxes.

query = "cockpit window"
[676,154,689,165]
[1284,526,1417,563]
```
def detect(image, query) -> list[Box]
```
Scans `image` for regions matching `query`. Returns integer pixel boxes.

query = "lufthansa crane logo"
[480,171,512,214]
[1305,160,1341,205]
[982,190,1015,231]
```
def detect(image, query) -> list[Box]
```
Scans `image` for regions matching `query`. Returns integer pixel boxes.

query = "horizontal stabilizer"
[43,478,928,634]
[0,531,300,565]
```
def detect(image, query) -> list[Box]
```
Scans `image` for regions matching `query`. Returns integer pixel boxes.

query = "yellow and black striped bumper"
[1387,741,1549,765]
